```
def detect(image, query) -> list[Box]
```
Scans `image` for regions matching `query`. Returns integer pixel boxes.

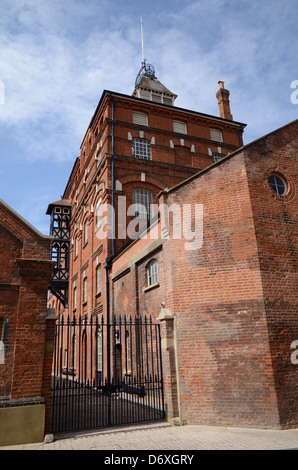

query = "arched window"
[74,235,79,258]
[60,243,69,277]
[132,189,153,219]
[96,264,102,295]
[146,260,158,287]
[96,150,101,167]
[83,277,88,304]
[84,219,88,245]
[95,198,102,231]
[73,284,77,311]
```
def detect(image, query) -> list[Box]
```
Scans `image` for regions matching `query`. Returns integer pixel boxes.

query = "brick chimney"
[216,81,233,120]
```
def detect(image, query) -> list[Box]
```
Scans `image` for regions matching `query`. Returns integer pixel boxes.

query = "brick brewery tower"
[47,61,245,321]
[47,51,298,431]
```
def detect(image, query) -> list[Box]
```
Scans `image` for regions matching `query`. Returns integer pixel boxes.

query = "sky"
[0,0,297,234]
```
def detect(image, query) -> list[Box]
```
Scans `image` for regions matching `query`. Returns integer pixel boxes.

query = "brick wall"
[11,259,54,399]
[109,152,275,425]
[111,220,164,321]
[0,200,55,442]
[158,153,281,428]
[62,90,244,323]
[156,120,298,429]
[244,121,298,428]
[104,120,298,429]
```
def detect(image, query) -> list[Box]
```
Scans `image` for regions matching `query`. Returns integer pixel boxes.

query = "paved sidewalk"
[1,422,298,451]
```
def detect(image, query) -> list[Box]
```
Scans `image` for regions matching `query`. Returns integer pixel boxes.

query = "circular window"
[268,174,287,196]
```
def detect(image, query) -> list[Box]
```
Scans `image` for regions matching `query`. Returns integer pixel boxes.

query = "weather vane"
[135,17,156,87]
[141,16,145,70]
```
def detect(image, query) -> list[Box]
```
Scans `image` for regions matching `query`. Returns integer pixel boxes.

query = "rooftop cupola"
[132,18,177,105]
[132,61,177,105]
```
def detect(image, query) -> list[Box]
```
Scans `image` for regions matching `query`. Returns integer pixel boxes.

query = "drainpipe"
[238,124,245,147]
[109,92,115,256]
[104,93,115,293]
[104,93,115,407]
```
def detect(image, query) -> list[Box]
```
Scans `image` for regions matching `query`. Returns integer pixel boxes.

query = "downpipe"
[104,93,115,421]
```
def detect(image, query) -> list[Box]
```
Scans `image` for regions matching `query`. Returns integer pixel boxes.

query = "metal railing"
[50,314,165,433]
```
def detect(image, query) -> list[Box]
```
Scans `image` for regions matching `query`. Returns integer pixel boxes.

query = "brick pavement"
[1,422,298,451]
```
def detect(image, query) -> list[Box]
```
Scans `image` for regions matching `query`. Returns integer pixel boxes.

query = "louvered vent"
[133,112,148,126]
[163,97,173,106]
[210,129,223,142]
[173,120,187,134]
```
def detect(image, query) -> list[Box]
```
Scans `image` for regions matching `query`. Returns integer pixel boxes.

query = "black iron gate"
[50,314,165,434]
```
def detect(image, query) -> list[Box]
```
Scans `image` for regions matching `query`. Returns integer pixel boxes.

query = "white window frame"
[73,285,77,311]
[95,198,102,232]
[213,154,224,163]
[83,277,88,304]
[75,236,79,258]
[96,264,101,295]
[147,260,158,287]
[132,139,151,160]
[132,189,153,219]
[84,219,88,245]
[96,150,101,167]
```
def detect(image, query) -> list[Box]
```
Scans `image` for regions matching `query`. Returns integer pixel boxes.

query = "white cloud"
[0,0,297,165]
[0,0,297,233]
[149,0,298,142]
[0,1,142,161]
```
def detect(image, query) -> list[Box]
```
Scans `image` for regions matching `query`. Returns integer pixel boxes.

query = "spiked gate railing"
[50,314,165,434]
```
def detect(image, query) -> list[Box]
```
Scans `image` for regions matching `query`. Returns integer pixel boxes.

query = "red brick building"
[0,199,55,445]
[48,66,245,320]
[47,62,298,430]
[110,119,298,429]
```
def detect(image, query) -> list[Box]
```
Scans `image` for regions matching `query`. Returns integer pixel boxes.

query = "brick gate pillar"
[43,308,58,435]
[157,307,181,425]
